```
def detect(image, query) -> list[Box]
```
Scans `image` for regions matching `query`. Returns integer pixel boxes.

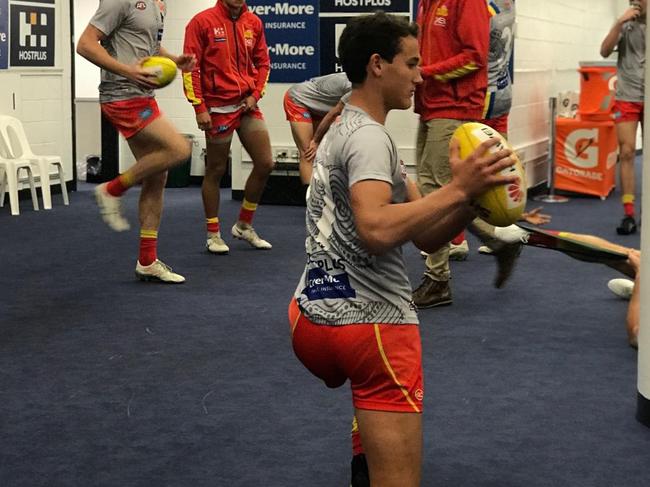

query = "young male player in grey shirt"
[77,0,196,282]
[601,0,646,235]
[288,12,517,487]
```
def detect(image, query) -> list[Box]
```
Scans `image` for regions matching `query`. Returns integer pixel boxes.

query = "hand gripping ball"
[451,122,527,227]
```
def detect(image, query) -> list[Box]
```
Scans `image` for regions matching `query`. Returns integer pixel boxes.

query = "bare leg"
[289,120,316,185]
[238,127,274,209]
[202,138,231,219]
[126,116,191,183]
[616,121,639,198]
[138,171,167,231]
[626,250,641,348]
[355,409,422,487]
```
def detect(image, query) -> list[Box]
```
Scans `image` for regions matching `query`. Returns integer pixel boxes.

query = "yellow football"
[451,122,527,227]
[142,56,177,88]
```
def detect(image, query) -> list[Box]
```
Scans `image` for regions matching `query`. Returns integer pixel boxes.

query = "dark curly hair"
[338,11,419,84]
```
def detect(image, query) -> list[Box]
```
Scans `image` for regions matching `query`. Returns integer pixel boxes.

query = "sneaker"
[478,245,493,255]
[135,259,185,283]
[231,223,272,249]
[449,240,469,261]
[616,216,637,235]
[206,232,230,254]
[350,453,370,487]
[494,224,530,244]
[607,278,634,300]
[493,242,522,289]
[95,183,130,232]
[412,277,452,308]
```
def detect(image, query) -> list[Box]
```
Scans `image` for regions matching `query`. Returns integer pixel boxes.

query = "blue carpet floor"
[0,167,648,486]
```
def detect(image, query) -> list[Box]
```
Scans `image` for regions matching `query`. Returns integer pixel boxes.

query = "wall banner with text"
[10,1,55,67]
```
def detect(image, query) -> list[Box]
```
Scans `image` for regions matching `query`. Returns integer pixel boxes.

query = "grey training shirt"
[294,105,419,326]
[288,73,352,116]
[616,20,646,102]
[90,0,165,103]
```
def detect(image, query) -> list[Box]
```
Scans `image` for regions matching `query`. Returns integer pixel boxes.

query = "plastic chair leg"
[38,160,52,210]
[57,163,69,205]
[25,167,39,212]
[6,166,20,215]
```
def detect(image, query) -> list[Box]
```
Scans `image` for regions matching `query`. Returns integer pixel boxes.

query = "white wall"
[0,0,74,187]
[74,0,632,187]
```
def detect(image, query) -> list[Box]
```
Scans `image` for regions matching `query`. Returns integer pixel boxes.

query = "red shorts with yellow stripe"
[283,91,324,124]
[100,97,161,139]
[288,299,423,413]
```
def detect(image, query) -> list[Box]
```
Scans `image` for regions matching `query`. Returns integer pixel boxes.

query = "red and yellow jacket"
[415,0,490,121]
[182,1,270,114]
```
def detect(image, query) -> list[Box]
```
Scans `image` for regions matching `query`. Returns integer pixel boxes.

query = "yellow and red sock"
[351,416,364,456]
[106,171,136,197]
[139,229,158,266]
[238,198,258,225]
[622,194,635,217]
[206,217,220,234]
[451,231,465,245]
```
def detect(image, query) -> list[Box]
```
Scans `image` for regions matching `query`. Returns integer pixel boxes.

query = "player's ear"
[368,53,383,77]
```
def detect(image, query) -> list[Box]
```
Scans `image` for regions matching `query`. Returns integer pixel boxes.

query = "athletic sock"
[206,217,220,235]
[238,198,258,225]
[139,229,158,266]
[622,194,635,217]
[351,416,364,456]
[106,171,136,197]
[451,231,465,245]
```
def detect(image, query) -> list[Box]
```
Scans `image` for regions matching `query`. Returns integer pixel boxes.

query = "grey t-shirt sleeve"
[344,125,394,187]
[90,0,130,37]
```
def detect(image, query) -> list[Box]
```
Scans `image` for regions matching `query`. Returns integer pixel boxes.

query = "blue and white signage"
[320,0,411,13]
[248,0,319,83]
[0,0,8,69]
[319,0,411,75]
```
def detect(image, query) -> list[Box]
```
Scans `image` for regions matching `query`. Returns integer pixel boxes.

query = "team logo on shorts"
[140,107,153,121]
[217,124,229,133]
[302,111,312,119]
[135,1,147,10]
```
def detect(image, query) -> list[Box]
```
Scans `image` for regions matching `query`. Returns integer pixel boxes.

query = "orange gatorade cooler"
[578,61,617,121]
[554,117,617,199]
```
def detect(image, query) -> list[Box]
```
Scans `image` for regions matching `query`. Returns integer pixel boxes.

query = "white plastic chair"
[0,136,39,215]
[0,115,69,210]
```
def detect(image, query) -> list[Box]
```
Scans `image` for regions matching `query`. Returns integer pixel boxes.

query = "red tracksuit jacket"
[182,1,270,114]
[415,0,489,121]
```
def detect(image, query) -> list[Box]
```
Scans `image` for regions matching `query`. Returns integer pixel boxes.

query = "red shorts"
[613,100,644,123]
[283,91,324,124]
[100,97,161,139]
[288,299,423,413]
[206,107,264,138]
[479,113,509,135]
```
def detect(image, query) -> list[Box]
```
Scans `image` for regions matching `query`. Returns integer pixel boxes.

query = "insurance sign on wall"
[0,0,8,69]
[9,0,55,67]
[248,0,319,83]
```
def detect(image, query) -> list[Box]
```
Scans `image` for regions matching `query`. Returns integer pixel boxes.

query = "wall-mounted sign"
[319,1,411,75]
[248,0,319,83]
[10,1,55,67]
[0,0,8,69]
[319,0,411,13]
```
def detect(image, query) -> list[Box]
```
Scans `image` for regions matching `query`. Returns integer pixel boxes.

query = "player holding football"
[77,0,196,283]
[289,12,516,487]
